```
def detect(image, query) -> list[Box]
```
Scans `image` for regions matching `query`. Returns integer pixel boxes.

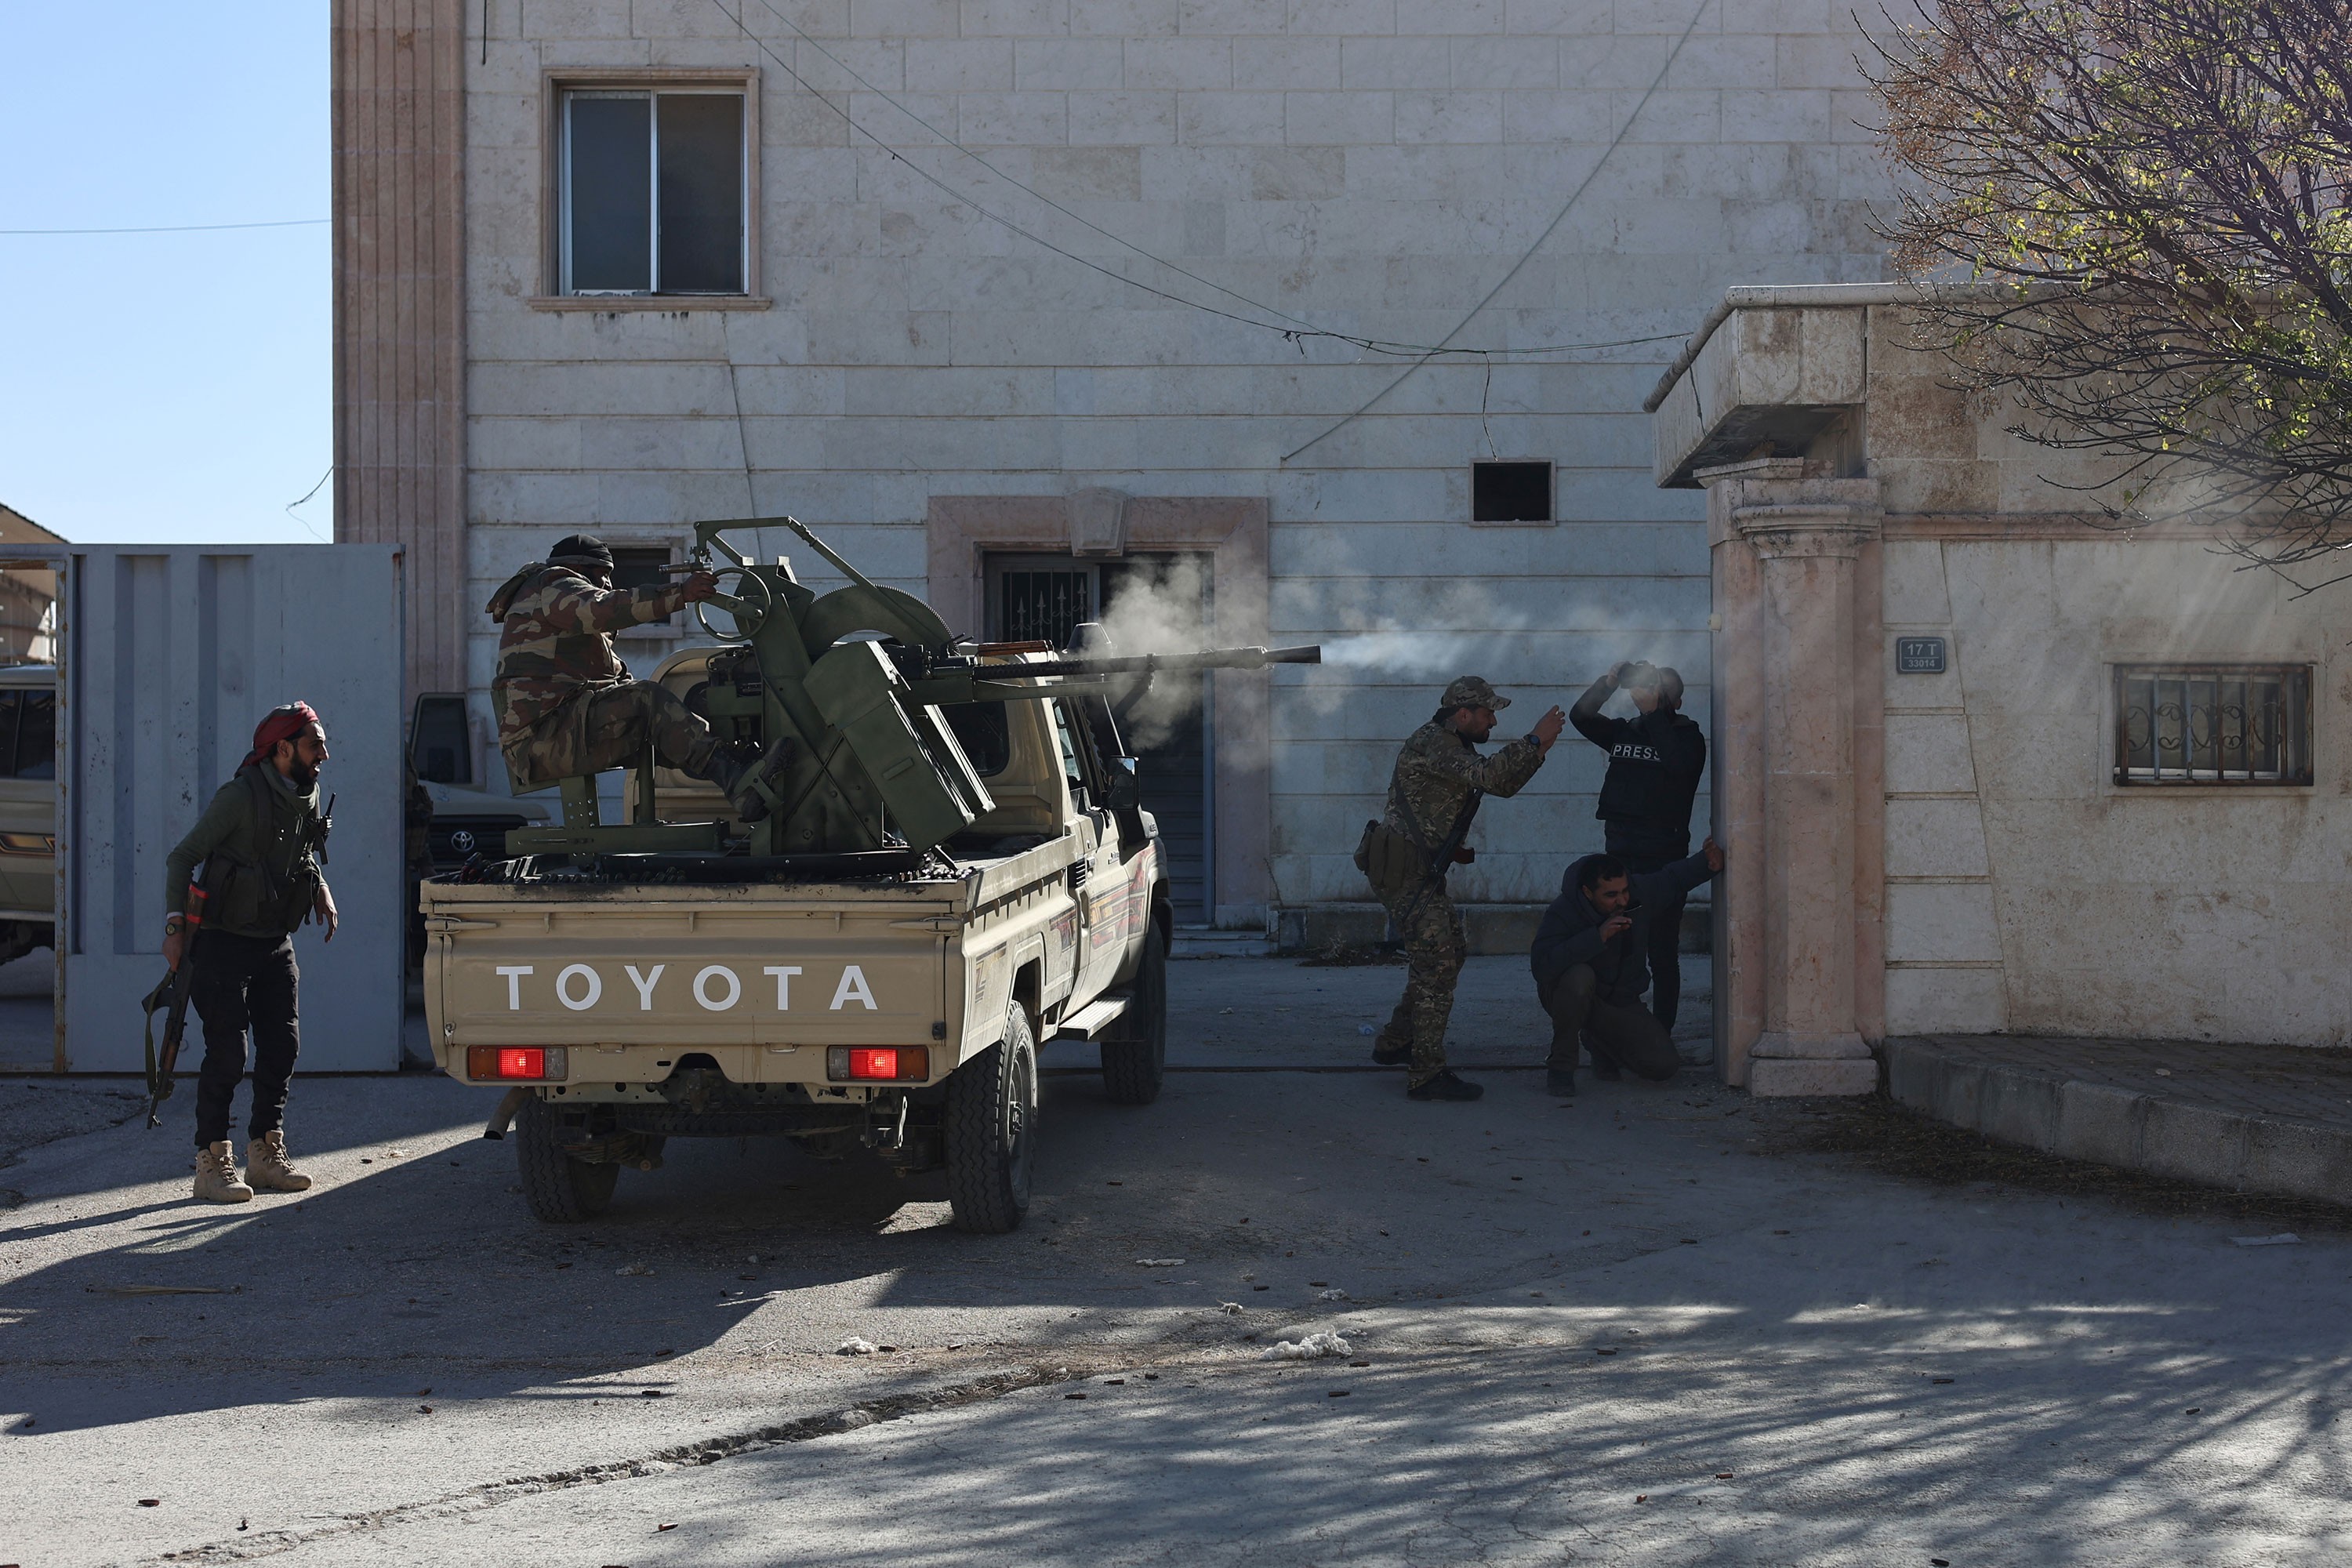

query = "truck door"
[1054,699,1138,1001]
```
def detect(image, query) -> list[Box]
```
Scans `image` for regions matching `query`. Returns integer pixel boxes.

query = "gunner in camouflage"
[487,534,786,818]
[1365,676,1565,1102]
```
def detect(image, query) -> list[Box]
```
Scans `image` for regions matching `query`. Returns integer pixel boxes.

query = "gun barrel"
[979,644,1321,680]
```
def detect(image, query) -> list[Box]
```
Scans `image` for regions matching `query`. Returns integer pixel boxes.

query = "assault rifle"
[141,864,224,1129]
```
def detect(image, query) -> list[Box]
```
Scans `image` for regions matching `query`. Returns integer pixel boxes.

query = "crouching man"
[1530,839,1724,1097]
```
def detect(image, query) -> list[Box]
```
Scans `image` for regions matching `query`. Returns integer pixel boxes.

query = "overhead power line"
[710,0,1687,364]
[1282,0,1718,463]
[0,218,329,236]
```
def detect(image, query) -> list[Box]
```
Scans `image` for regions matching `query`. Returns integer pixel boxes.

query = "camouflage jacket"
[1381,721,1545,848]
[488,566,689,752]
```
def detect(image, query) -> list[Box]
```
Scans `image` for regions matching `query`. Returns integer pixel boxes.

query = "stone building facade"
[1652,286,2352,1087]
[333,0,1888,932]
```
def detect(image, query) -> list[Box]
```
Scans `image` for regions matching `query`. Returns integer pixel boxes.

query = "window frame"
[2110,662,2314,787]
[534,67,767,312]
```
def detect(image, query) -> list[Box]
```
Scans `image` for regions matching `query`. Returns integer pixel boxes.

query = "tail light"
[466,1046,568,1081]
[827,1046,929,1082]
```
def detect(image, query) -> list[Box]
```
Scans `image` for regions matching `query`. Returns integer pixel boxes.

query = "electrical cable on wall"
[710,0,1690,364]
[1279,0,1719,463]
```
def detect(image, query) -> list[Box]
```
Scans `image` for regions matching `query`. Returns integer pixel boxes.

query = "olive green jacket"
[162,764,331,939]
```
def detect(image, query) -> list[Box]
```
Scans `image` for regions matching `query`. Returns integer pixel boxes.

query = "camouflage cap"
[1441,675,1511,711]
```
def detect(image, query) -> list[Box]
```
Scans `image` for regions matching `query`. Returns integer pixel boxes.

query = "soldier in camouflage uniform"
[1364,676,1565,1102]
[487,534,786,818]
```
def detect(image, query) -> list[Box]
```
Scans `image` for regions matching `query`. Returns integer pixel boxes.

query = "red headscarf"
[244,702,322,769]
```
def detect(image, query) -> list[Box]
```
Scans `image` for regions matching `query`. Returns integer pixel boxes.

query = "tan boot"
[194,1141,253,1204]
[246,1130,313,1193]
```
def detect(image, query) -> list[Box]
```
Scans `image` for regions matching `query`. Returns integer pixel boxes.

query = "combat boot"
[701,739,794,824]
[193,1141,253,1204]
[247,1130,313,1192]
[1407,1070,1484,1102]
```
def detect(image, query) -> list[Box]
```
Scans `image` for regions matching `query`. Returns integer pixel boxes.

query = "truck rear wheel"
[946,1006,1037,1233]
[514,1098,620,1223]
[1099,923,1167,1105]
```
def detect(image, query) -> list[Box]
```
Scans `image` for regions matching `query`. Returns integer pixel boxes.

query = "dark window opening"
[657,96,746,294]
[611,546,673,593]
[563,90,744,296]
[21,691,53,780]
[0,689,55,782]
[1473,461,1553,523]
[409,692,474,786]
[2114,665,2312,786]
[946,701,1013,778]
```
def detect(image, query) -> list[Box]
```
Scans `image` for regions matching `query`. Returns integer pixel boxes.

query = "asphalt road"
[2,956,2346,1566]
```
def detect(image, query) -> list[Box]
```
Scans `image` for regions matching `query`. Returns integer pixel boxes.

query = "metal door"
[61,545,405,1071]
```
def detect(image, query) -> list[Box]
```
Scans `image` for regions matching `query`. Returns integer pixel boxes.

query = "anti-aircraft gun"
[430,514,1316,1236]
[506,514,1318,863]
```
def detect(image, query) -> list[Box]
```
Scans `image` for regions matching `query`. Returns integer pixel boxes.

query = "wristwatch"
[1523,731,1543,747]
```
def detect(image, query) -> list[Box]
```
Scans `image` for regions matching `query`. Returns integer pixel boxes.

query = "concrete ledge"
[1885,1036,2352,1207]
[1751,1058,1878,1098]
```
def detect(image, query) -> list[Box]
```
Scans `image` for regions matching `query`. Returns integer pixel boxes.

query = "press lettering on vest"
[831,966,878,1011]
[1611,743,1664,764]
[626,964,665,1010]
[556,964,602,1011]
[694,965,742,1011]
[497,965,533,1010]
[764,965,803,1009]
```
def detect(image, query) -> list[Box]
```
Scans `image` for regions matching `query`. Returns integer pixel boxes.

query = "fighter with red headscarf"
[161,702,340,1203]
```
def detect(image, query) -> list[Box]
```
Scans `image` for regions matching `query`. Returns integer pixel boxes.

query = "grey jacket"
[1529,850,1717,1005]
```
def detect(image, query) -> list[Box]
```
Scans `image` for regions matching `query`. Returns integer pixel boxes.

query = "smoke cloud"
[1091,554,1218,750]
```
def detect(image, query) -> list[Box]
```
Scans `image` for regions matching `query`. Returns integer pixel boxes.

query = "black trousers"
[1538,966,1682,1081]
[190,929,301,1149]
[1618,852,1688,1029]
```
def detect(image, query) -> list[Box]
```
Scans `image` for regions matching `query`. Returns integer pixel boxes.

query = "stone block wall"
[445,0,1890,924]
[1655,291,2350,1080]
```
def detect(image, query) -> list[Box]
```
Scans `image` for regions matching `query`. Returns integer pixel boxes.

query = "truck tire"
[946,1007,1037,1234]
[1099,924,1167,1105]
[514,1098,619,1223]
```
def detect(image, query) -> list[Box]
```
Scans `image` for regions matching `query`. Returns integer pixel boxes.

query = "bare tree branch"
[1867,0,2352,569]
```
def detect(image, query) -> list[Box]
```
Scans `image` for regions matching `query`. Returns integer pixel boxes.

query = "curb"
[1883,1037,2352,1208]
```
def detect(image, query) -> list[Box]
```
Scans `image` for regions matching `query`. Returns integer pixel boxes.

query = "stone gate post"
[1702,459,1884,1095]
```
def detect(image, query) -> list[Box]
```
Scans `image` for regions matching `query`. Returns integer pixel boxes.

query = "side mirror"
[1105,757,1141,811]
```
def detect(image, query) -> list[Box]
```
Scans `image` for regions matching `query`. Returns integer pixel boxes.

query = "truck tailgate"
[430,898,949,1048]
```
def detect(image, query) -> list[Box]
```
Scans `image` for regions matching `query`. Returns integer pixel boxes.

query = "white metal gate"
[61,545,405,1072]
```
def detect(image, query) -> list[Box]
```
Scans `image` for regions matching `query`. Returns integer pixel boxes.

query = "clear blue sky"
[0,3,330,546]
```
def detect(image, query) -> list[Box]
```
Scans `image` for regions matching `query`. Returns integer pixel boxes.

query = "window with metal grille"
[998,570,1092,649]
[561,89,746,296]
[2113,665,2313,786]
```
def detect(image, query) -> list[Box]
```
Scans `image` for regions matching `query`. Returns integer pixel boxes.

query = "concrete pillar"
[332,0,469,705]
[1701,461,1882,1096]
